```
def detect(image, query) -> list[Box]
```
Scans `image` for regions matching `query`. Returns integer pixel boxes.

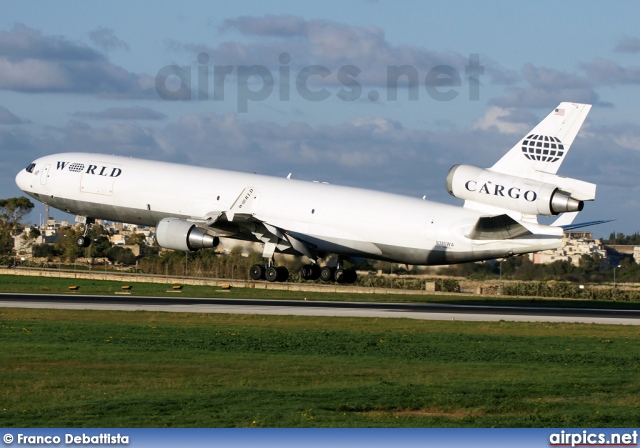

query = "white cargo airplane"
[15,102,597,283]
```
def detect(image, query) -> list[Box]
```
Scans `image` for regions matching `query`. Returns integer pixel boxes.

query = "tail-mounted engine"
[446,165,589,216]
[155,217,219,252]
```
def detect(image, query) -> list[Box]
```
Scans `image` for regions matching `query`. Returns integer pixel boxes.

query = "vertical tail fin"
[449,102,596,224]
[490,102,592,177]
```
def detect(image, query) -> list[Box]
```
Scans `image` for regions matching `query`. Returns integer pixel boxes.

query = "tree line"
[603,232,640,245]
[435,253,640,283]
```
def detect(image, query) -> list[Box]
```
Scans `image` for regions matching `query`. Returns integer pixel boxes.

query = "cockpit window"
[26,163,36,173]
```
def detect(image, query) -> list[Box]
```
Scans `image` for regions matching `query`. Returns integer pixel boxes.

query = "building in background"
[530,232,607,266]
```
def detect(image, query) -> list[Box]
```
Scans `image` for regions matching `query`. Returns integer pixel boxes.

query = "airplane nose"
[15,169,29,192]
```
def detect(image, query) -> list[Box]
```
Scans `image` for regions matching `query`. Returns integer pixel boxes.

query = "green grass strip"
[1,308,639,427]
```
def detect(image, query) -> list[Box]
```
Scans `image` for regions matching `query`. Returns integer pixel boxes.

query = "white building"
[530,232,607,266]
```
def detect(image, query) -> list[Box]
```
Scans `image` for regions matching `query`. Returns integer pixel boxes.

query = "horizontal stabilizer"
[551,211,579,227]
[467,214,533,240]
[559,219,614,231]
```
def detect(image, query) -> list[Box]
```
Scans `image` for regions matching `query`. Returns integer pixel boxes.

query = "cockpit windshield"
[26,163,36,173]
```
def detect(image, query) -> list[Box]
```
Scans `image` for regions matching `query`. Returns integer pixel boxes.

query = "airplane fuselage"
[15,152,562,265]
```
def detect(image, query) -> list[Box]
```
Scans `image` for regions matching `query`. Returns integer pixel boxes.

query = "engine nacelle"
[446,165,584,216]
[155,217,219,252]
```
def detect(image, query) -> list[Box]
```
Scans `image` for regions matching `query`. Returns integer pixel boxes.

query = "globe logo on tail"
[521,134,564,162]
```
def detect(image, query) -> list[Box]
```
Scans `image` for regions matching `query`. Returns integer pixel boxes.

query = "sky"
[2,0,640,237]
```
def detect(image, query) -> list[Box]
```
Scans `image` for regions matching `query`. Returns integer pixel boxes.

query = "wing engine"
[155,217,220,252]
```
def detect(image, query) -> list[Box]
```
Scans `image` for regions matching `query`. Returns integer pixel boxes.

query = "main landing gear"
[304,264,356,283]
[318,265,357,284]
[250,261,357,284]
[249,261,289,282]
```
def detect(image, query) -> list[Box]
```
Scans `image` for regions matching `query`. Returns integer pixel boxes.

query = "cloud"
[174,15,505,89]
[489,57,640,109]
[615,35,640,53]
[221,14,307,38]
[521,63,593,90]
[489,63,605,108]
[491,86,604,109]
[0,23,100,61]
[472,106,537,135]
[0,105,23,124]
[0,24,154,98]
[60,120,163,158]
[72,106,167,121]
[88,27,130,53]
[580,57,640,85]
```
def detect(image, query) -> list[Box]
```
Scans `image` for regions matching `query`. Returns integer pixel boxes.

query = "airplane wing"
[189,186,319,261]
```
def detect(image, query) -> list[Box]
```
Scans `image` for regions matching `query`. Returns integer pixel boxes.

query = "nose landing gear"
[75,217,95,248]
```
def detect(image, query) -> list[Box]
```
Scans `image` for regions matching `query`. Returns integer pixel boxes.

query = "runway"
[1,292,640,325]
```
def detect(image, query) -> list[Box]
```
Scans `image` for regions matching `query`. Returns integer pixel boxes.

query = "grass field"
[1,307,639,427]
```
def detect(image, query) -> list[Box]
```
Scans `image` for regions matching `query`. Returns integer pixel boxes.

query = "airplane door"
[40,164,50,185]
[80,173,114,195]
[79,161,117,196]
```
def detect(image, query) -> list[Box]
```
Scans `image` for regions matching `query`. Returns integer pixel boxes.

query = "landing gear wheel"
[344,269,358,284]
[276,266,289,282]
[249,264,265,280]
[309,264,321,280]
[76,236,90,248]
[335,268,357,284]
[301,265,312,280]
[320,266,335,282]
[265,266,279,282]
[301,264,321,280]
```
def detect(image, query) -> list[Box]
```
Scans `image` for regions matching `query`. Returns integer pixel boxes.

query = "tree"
[54,226,85,261]
[0,197,35,255]
[89,235,112,258]
[0,197,34,227]
[579,253,602,272]
[105,246,136,265]
[127,232,147,246]
[32,243,57,258]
